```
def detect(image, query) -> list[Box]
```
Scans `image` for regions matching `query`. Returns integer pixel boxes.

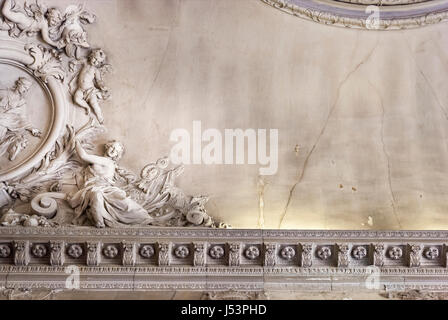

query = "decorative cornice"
[1,227,448,291]
[1,226,448,240]
[260,0,448,30]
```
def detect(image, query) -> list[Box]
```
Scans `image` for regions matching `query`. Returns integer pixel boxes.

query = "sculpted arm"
[94,69,107,91]
[75,140,110,166]
[39,22,59,47]
[1,0,32,28]
[0,17,11,31]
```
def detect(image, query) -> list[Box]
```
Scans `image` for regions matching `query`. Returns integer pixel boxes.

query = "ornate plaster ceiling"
[261,0,448,29]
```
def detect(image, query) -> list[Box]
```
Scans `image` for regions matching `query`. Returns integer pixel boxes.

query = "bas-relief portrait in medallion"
[0,66,50,173]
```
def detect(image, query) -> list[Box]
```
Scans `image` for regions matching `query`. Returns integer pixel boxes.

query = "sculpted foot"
[95,221,105,228]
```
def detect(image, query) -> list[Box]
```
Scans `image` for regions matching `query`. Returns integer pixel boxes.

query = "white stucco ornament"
[0,0,226,229]
[261,0,448,30]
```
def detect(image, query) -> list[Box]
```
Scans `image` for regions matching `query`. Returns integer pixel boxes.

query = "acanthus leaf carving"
[264,243,276,267]
[228,242,241,267]
[300,243,313,268]
[157,242,171,267]
[13,240,29,266]
[25,43,65,83]
[49,240,64,266]
[86,242,100,267]
[372,243,385,267]
[408,244,422,268]
[193,242,206,267]
[337,243,350,268]
[121,241,136,267]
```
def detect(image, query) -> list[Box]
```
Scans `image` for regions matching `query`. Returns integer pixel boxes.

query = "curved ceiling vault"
[261,0,448,30]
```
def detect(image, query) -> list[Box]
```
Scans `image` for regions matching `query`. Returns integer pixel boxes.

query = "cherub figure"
[1,0,62,47]
[70,49,111,124]
[1,1,96,58]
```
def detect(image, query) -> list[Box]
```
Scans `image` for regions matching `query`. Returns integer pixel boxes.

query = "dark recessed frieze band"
[261,0,448,30]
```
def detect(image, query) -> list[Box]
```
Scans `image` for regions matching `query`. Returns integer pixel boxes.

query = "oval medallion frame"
[0,37,67,182]
[261,0,448,30]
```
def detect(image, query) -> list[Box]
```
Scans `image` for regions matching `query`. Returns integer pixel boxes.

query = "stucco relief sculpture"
[69,49,111,124]
[68,140,162,228]
[0,0,225,229]
[0,0,94,57]
[261,0,448,30]
[0,0,61,46]
[0,77,41,161]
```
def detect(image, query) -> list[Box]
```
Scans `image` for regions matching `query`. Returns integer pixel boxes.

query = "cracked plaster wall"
[26,0,448,230]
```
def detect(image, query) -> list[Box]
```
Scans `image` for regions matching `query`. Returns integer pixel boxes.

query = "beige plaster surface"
[39,0,448,230]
